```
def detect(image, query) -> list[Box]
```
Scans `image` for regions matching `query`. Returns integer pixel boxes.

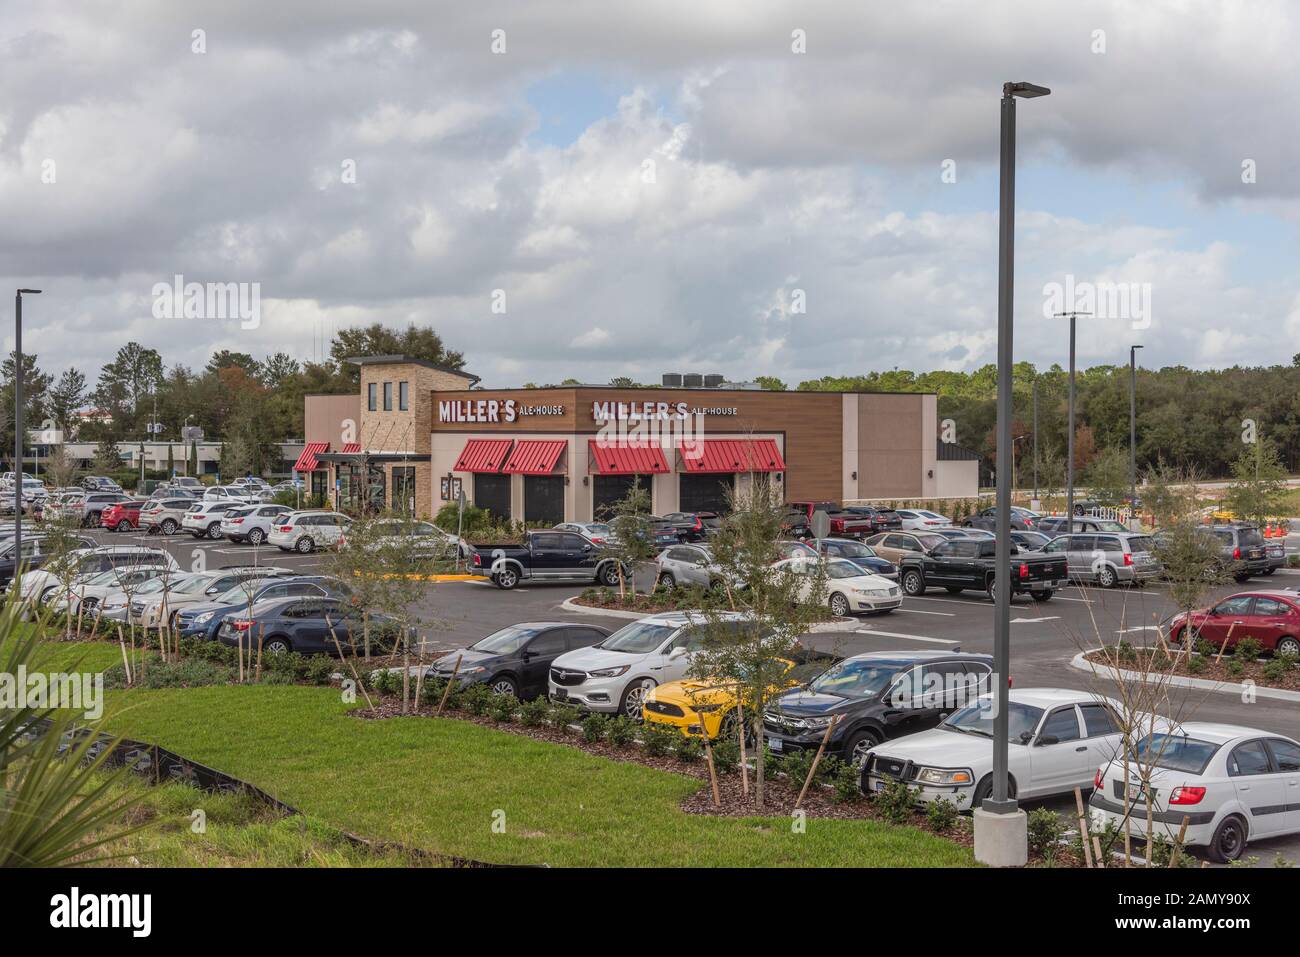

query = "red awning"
[340,442,361,453]
[678,439,786,473]
[453,438,513,473]
[293,442,329,472]
[502,439,567,475]
[588,440,670,475]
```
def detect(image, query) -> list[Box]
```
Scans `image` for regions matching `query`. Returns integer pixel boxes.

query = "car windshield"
[472,626,538,655]
[1133,734,1221,774]
[943,701,1044,742]
[808,659,903,698]
[1095,521,1128,532]
[830,541,874,559]
[916,534,947,550]
[82,570,120,587]
[173,576,215,594]
[587,523,611,534]
[134,578,170,595]
[597,621,676,654]
[826,560,865,580]
[1128,536,1156,553]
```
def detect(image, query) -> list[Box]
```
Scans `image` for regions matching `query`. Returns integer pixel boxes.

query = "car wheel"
[263,636,293,655]
[1263,568,1276,576]
[247,528,265,546]
[494,566,519,589]
[161,519,178,535]
[81,597,98,612]
[971,773,1017,807]
[1207,815,1247,863]
[115,520,131,532]
[717,709,749,745]
[901,569,925,596]
[1234,572,1251,583]
[829,591,850,617]
[656,571,676,588]
[206,522,222,539]
[490,676,518,697]
[1030,590,1053,602]
[1276,636,1300,658]
[843,728,881,766]
[599,563,621,587]
[295,535,316,554]
[620,677,656,720]
[1097,566,1117,588]
[985,578,998,603]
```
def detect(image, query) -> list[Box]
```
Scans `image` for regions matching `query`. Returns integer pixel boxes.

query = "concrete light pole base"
[973,807,1028,867]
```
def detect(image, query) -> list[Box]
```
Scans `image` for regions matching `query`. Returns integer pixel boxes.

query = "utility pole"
[1032,377,1039,505]
[14,289,42,596]
[1054,310,1091,526]
[1129,344,1143,516]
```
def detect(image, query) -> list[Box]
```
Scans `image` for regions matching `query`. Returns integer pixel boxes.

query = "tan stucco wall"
[856,393,935,498]
[304,394,361,447]
[934,459,979,498]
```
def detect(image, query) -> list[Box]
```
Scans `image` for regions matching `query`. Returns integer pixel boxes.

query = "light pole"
[978,81,1049,869]
[1031,376,1039,506]
[1054,310,1091,525]
[1129,344,1143,516]
[14,288,41,595]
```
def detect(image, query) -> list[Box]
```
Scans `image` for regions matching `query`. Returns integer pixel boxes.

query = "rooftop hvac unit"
[683,373,704,388]
[703,373,725,388]
[661,373,683,388]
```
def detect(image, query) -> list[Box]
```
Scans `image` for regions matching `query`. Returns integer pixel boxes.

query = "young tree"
[602,481,656,598]
[1082,446,1130,506]
[1222,437,1287,530]
[43,445,78,491]
[93,436,121,474]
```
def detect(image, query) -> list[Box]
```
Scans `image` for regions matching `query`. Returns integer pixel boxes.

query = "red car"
[1170,590,1300,658]
[100,500,146,532]
[785,501,875,539]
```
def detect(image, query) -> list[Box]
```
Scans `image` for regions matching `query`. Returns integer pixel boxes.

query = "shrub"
[671,735,703,763]
[420,677,448,706]
[779,749,820,787]
[459,683,494,716]
[871,778,916,824]
[1194,638,1218,658]
[710,737,740,774]
[303,656,338,685]
[1262,659,1291,683]
[1116,641,1137,664]
[925,797,960,831]
[580,713,609,742]
[487,693,517,723]
[823,757,861,803]
[605,716,636,747]
[1186,655,1208,675]
[1026,807,1063,855]
[640,722,677,757]
[1225,658,1246,677]
[518,697,551,727]
[1234,637,1264,661]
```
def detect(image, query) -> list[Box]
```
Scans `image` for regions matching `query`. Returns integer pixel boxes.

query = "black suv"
[763,650,995,765]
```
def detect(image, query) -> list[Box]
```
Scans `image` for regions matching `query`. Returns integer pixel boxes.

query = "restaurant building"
[301,357,978,523]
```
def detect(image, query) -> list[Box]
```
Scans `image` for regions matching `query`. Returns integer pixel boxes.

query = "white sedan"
[863,688,1143,807]
[773,557,901,617]
[895,509,953,531]
[1090,723,1300,863]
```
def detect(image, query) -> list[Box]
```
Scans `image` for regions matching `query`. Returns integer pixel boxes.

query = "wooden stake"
[1074,787,1095,868]
[328,621,374,710]
[413,658,426,715]
[736,698,749,798]
[255,628,264,684]
[1215,622,1238,663]
[795,715,840,810]
[119,637,133,687]
[435,654,462,717]
[1169,816,1191,868]
[237,630,245,683]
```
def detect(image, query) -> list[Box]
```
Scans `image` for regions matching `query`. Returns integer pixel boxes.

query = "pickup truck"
[896,536,1069,602]
[785,502,875,539]
[471,529,627,590]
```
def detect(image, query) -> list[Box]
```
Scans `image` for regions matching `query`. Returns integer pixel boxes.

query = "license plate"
[553,689,567,701]
[1126,782,1146,802]
[769,736,783,752]
[873,779,885,792]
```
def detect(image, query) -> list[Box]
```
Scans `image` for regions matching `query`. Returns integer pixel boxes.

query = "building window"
[398,381,409,411]
[383,382,393,411]
[367,383,377,411]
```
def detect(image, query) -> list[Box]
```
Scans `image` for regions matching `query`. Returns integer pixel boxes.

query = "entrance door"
[524,475,565,526]
[473,473,511,522]
[679,473,734,514]
[592,474,651,519]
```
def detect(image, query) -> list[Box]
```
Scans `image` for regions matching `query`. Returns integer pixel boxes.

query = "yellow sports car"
[642,653,837,739]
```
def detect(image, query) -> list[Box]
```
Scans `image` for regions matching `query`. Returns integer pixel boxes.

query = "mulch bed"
[1083,649,1300,691]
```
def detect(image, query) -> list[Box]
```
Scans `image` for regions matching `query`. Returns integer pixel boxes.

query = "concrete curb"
[557,598,854,632]
[1069,650,1300,702]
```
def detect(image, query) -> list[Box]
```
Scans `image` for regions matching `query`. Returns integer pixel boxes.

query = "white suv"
[221,504,293,546]
[142,496,201,535]
[268,511,351,553]
[547,611,756,719]
[182,501,241,539]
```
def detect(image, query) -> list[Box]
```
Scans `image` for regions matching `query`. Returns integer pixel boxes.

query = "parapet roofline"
[345,355,480,385]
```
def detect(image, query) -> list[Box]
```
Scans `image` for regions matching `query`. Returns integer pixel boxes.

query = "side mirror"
[1019,730,1035,744]
[1035,734,1059,746]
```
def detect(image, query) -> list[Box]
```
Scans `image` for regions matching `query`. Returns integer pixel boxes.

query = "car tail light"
[693,517,702,530]
[232,619,254,631]
[1170,786,1206,805]
[472,553,482,567]
[1233,547,1241,560]
[1123,553,1133,565]
[590,537,604,544]
[1094,768,1104,790]
[278,525,293,532]
[1018,562,1029,578]
[232,518,244,524]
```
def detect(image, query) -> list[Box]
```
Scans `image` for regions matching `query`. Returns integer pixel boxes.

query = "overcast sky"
[2,0,1297,389]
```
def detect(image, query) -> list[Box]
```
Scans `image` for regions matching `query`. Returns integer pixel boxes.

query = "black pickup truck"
[471,529,626,590]
[896,537,1069,602]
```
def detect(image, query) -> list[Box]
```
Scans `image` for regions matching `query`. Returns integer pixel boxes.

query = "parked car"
[645,519,684,550]
[1008,529,1051,552]
[655,543,729,590]
[863,689,1141,807]
[217,596,399,655]
[177,575,353,641]
[765,650,996,765]
[1169,590,1300,658]
[80,476,122,491]
[170,476,204,491]
[1089,723,1300,863]
[841,505,904,532]
[219,504,293,545]
[0,534,98,589]
[1204,524,1269,582]
[69,491,133,528]
[786,502,876,539]
[962,505,1041,532]
[16,546,179,605]
[554,521,615,544]
[100,500,146,532]
[644,648,841,739]
[548,611,760,718]
[1265,541,1287,575]
[428,622,611,699]
[181,501,242,539]
[141,497,203,535]
[772,557,901,617]
[132,566,295,629]
[267,511,352,553]
[48,565,173,618]
[349,518,469,560]
[203,485,261,505]
[1038,531,1162,587]
[897,536,1070,602]
[658,511,722,543]
[861,530,949,564]
[895,508,952,530]
[1037,515,1131,538]
[810,537,897,579]
[471,529,625,590]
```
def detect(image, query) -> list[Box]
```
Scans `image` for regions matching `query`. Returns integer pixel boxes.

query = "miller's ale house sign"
[438,399,564,423]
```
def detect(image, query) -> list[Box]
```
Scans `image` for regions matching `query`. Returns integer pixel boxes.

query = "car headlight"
[458,666,485,676]
[588,665,630,678]
[194,611,214,624]
[915,767,974,787]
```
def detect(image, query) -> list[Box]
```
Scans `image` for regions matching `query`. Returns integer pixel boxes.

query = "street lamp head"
[17,289,41,295]
[1004,81,1051,98]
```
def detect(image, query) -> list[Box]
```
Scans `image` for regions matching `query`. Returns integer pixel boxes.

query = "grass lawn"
[101,684,974,867]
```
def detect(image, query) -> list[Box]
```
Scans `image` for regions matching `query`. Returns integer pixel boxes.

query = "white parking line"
[851,628,958,645]
[1115,625,1162,633]
[1012,616,1060,624]
[894,608,956,617]
[910,596,990,607]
